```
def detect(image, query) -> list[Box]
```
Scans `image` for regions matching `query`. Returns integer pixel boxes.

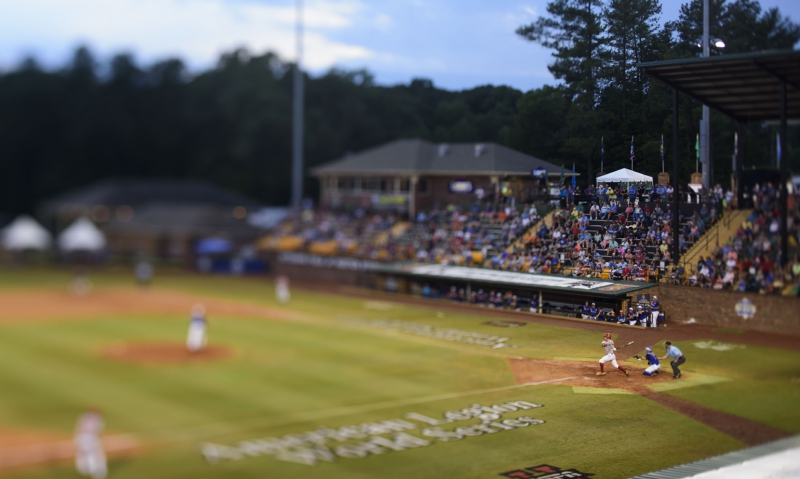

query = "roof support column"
[490,176,500,204]
[409,176,418,221]
[672,88,681,266]
[735,123,744,208]
[779,81,788,267]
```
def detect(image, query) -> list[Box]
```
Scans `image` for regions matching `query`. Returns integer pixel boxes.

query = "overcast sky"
[1,0,798,92]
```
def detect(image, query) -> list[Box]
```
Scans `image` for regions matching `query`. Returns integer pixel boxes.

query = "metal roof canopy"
[639,49,800,122]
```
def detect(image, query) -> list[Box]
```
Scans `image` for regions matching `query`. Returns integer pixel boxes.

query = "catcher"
[640,346,661,376]
[597,333,629,376]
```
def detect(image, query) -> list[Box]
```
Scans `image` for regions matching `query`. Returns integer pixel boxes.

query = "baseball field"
[0,269,798,479]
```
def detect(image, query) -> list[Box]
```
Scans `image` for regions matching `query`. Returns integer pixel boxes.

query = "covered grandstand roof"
[311,139,576,177]
[639,49,800,122]
[41,178,261,210]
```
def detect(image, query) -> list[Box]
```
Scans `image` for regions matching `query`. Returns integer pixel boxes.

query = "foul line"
[146,376,578,444]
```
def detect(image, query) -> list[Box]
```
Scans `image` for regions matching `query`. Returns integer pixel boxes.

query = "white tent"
[596,168,653,183]
[58,217,106,252]
[1,215,52,251]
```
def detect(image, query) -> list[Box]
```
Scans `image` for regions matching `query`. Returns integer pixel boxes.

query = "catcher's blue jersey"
[646,352,659,366]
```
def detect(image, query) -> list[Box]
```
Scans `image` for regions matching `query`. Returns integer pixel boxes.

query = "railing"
[678,211,735,274]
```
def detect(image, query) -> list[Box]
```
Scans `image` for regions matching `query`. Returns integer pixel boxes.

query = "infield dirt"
[0,289,297,323]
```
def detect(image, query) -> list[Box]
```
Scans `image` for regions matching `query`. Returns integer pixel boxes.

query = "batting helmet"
[645,346,653,353]
[604,333,612,339]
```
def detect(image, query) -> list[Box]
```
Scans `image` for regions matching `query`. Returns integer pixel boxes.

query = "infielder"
[186,304,208,353]
[275,275,291,303]
[597,333,629,376]
[74,408,107,479]
[649,295,660,328]
[642,346,660,376]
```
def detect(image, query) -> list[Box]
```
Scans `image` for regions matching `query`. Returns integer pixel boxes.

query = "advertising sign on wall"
[449,179,475,194]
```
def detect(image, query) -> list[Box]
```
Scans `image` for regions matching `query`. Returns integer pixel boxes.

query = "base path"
[640,392,791,446]
[0,431,140,473]
[0,288,297,323]
[508,358,791,447]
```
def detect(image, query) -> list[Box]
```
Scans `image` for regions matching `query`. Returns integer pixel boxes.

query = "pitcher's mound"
[102,342,232,364]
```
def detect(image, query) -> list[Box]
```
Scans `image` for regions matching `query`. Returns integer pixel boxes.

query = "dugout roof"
[639,49,800,122]
[380,263,656,298]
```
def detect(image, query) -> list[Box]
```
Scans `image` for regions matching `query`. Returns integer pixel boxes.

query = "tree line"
[0,0,798,218]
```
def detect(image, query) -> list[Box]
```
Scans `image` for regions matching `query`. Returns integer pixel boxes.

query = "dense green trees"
[0,49,521,217]
[0,0,797,219]
[517,0,800,186]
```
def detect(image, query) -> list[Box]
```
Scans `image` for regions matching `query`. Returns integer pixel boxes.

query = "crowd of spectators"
[675,183,800,295]
[267,202,540,265]
[265,180,800,296]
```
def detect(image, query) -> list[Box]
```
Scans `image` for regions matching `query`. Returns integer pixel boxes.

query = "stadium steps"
[680,209,752,271]
[504,209,556,253]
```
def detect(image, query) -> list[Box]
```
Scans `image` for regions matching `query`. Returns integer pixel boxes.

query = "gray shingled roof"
[40,178,261,210]
[311,139,575,176]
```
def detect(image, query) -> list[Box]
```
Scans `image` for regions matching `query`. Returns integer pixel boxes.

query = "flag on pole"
[777,133,782,167]
[660,134,665,172]
[601,137,605,173]
[571,163,576,188]
[695,133,700,172]
[629,136,635,170]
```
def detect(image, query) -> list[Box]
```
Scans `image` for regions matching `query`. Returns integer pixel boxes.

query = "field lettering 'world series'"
[201,401,544,466]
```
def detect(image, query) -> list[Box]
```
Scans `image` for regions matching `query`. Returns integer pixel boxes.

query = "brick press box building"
[311,139,576,216]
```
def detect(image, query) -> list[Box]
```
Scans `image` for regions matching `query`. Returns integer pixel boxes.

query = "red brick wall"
[655,284,800,335]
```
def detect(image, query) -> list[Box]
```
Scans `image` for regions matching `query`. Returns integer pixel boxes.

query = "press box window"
[337,178,354,191]
[419,178,430,194]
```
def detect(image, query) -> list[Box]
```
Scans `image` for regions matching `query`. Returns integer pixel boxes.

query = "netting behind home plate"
[628,435,800,479]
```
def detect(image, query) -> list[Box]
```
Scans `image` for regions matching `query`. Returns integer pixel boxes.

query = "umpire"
[660,341,685,378]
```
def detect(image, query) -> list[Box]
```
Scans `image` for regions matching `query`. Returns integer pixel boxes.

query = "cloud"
[374,13,392,30]
[0,0,374,70]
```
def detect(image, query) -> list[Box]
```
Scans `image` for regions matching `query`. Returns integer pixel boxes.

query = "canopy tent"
[1,215,52,251]
[58,217,106,252]
[595,168,653,183]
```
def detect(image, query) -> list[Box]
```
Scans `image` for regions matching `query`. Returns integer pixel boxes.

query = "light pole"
[291,0,305,209]
[700,0,711,190]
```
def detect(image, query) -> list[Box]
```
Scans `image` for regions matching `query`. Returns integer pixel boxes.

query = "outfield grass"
[0,269,797,478]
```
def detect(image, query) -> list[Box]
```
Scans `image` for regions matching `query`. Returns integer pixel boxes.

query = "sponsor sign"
[531,167,547,179]
[449,179,475,194]
[734,298,756,319]
[598,284,634,292]
[407,264,616,291]
[340,317,518,349]
[201,400,546,467]
[635,293,650,303]
[500,464,594,478]
[375,195,407,205]
[278,252,382,271]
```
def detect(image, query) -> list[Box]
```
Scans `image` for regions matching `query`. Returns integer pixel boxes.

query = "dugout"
[376,263,657,319]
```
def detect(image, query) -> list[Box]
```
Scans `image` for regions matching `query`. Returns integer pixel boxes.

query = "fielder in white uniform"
[275,275,291,304]
[186,304,208,352]
[74,408,107,479]
[597,333,629,376]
